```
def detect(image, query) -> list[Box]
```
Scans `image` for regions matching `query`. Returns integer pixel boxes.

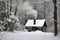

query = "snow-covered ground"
[0,31,60,40]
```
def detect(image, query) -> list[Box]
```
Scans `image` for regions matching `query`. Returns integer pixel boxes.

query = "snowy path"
[0,31,60,40]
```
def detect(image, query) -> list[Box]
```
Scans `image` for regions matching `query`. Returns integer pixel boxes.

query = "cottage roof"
[25,19,45,27]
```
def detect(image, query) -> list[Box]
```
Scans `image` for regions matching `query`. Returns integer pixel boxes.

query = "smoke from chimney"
[22,1,37,19]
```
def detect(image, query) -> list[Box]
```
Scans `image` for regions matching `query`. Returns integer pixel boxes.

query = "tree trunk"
[53,0,58,36]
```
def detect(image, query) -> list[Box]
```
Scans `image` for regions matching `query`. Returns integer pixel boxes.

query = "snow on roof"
[25,19,45,27]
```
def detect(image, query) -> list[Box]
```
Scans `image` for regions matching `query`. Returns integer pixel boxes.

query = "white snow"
[0,31,60,40]
[25,19,45,27]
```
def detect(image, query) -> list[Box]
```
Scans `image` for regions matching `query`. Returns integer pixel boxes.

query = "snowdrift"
[0,31,60,40]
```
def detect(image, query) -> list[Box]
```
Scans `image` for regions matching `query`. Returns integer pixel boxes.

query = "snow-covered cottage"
[25,19,47,32]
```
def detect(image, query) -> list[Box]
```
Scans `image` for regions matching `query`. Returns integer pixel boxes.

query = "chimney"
[33,19,37,31]
[34,19,36,25]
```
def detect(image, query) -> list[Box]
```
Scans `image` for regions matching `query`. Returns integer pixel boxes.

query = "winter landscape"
[0,0,60,40]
